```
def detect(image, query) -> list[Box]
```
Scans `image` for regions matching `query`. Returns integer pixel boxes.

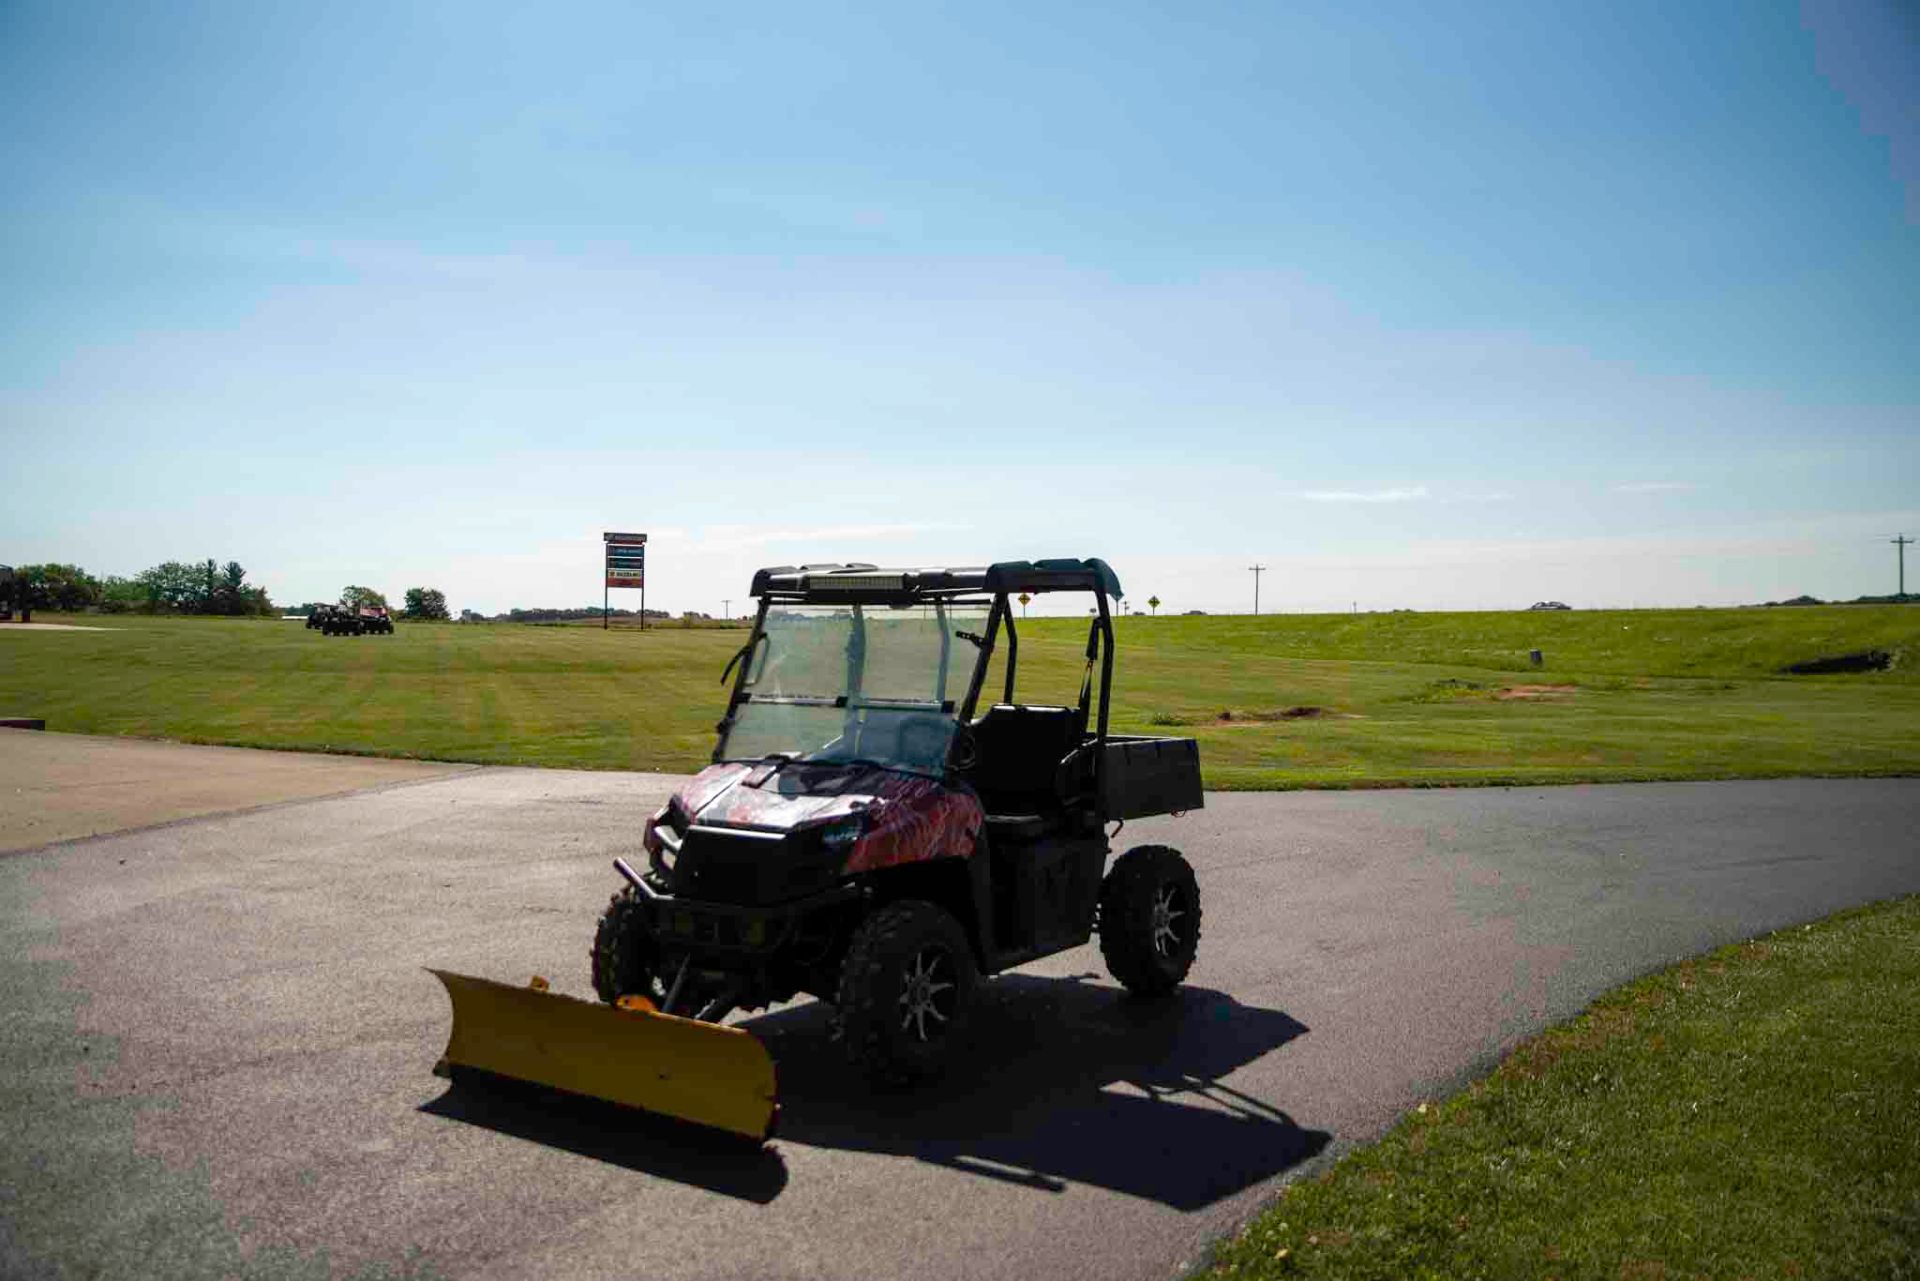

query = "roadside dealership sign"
[604,532,646,588]
[602,532,647,630]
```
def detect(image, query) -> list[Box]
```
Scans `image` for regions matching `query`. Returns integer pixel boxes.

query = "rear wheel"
[591,888,663,1005]
[834,900,977,1084]
[1098,845,1201,997]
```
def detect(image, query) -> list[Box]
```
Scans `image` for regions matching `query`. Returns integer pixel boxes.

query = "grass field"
[1,605,1915,787]
[1203,895,1920,1279]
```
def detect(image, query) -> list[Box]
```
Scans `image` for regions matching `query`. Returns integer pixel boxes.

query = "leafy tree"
[208,561,252,616]
[98,576,144,614]
[340,585,388,610]
[14,563,102,612]
[125,559,272,615]
[137,561,207,612]
[402,587,449,621]
[1148,595,1161,615]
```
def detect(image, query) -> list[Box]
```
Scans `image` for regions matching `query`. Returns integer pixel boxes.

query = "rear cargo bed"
[1100,736,1203,819]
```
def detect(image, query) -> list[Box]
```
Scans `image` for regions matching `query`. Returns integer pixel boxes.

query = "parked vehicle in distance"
[313,603,394,636]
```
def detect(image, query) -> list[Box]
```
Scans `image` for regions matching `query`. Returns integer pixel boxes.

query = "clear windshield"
[719,602,987,776]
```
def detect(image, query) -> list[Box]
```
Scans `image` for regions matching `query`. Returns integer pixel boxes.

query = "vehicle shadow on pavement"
[754,976,1328,1211]
[419,1078,790,1204]
[416,978,1320,1211]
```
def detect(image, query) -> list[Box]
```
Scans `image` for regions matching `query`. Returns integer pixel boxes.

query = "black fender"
[857,845,994,971]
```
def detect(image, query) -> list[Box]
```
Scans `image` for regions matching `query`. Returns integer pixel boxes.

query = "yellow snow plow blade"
[430,969,777,1142]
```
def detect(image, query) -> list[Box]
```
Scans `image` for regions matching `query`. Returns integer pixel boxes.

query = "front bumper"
[615,856,863,958]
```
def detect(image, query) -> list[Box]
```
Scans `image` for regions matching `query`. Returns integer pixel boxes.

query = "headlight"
[819,814,865,854]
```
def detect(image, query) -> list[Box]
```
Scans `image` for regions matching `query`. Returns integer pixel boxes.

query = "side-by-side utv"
[432,558,1204,1142]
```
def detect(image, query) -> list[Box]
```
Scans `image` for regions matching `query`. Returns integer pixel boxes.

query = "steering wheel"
[946,722,979,772]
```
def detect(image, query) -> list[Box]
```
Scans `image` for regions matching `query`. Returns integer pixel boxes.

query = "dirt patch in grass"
[1216,706,1337,725]
[1782,649,1893,675]
[1494,683,1575,701]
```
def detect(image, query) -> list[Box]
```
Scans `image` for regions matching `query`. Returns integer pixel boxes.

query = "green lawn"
[1203,895,1920,1280]
[0,605,1915,785]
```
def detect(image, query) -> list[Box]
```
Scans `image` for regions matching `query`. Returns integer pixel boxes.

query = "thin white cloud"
[1293,486,1429,504]
[686,522,962,552]
[1613,481,1698,494]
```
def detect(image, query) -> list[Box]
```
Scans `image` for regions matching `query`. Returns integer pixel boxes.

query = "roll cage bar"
[719,559,1122,810]
[747,558,1123,603]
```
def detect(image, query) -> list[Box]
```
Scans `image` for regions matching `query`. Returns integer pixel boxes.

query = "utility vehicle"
[318,604,393,635]
[432,558,1204,1141]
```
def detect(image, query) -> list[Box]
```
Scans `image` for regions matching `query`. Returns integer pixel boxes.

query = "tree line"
[8,560,275,616]
[6,564,455,621]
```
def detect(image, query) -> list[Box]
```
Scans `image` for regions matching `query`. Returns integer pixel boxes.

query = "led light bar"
[810,573,906,592]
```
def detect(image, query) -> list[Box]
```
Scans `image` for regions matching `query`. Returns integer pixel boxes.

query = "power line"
[1248,564,1267,615]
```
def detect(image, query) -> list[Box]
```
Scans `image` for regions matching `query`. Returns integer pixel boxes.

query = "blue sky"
[3,0,1915,614]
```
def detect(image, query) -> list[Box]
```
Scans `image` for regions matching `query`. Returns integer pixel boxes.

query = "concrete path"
[0,622,119,632]
[0,730,467,852]
[2,741,1915,1280]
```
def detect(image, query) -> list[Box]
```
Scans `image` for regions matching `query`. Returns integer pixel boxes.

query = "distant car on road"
[1528,601,1572,611]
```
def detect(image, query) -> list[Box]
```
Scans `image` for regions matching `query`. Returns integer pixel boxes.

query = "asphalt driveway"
[3,741,1915,1279]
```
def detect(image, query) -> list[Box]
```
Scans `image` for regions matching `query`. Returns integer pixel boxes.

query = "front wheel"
[590,888,663,1006]
[834,900,977,1085]
[1098,845,1201,998]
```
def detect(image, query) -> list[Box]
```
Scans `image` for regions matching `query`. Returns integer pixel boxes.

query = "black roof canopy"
[750,558,1122,602]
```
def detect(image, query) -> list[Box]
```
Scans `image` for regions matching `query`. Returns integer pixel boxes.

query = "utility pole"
[1896,535,1913,599]
[722,599,731,620]
[1248,564,1267,615]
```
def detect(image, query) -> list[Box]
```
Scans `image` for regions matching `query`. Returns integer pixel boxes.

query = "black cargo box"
[1100,736,1204,820]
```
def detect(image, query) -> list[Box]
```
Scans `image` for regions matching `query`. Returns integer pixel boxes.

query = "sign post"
[603,532,647,630]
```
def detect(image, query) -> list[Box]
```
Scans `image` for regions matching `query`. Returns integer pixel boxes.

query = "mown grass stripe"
[1,607,1914,784]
